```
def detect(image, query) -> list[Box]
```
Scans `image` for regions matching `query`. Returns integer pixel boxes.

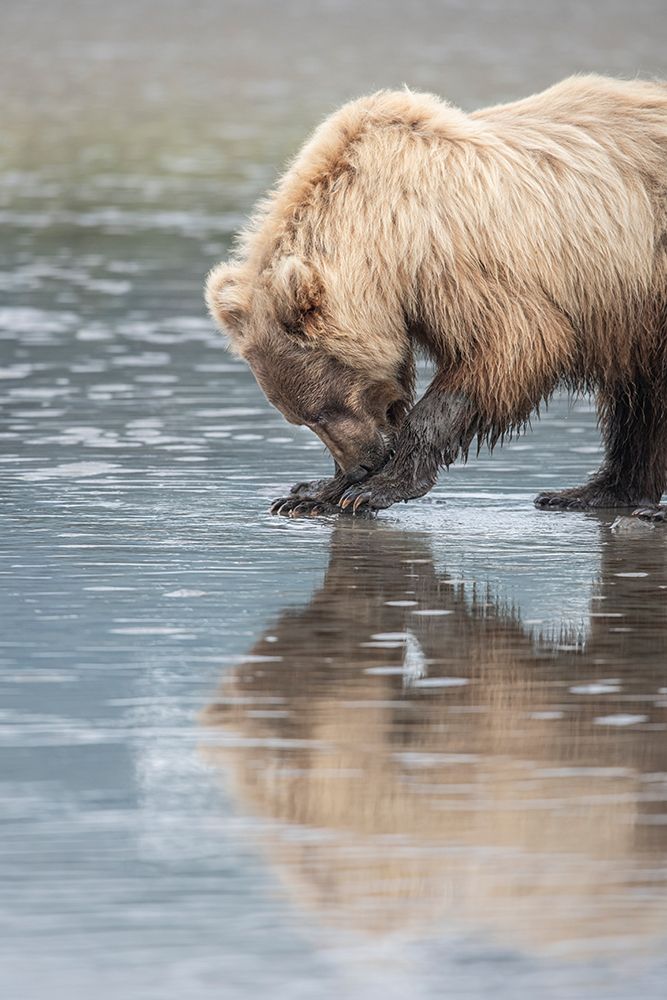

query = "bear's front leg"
[339,390,476,513]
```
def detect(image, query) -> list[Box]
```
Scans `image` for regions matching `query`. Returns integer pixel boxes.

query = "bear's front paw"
[271,470,360,515]
[338,474,430,513]
[270,496,341,517]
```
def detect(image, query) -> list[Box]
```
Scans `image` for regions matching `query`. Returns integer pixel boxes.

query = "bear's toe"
[270,496,339,517]
[339,481,404,512]
[534,492,587,510]
[270,496,292,515]
[632,505,667,522]
[339,486,377,511]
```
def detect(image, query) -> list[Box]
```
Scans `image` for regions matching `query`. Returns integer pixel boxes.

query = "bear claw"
[632,505,667,522]
[269,497,291,515]
[338,489,373,512]
[339,482,403,512]
[270,496,339,517]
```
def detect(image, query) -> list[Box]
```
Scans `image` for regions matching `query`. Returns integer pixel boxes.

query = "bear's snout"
[314,420,389,483]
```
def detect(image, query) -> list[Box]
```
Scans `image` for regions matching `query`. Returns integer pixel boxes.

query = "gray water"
[2,2,667,998]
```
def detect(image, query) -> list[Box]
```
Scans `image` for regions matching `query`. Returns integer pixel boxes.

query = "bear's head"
[205,254,413,478]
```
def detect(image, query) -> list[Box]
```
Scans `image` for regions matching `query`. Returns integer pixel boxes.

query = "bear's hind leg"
[535,380,667,513]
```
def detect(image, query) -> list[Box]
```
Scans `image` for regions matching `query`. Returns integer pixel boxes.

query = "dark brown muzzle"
[314,423,390,483]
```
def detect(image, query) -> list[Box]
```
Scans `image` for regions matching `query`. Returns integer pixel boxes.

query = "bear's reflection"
[203,521,667,954]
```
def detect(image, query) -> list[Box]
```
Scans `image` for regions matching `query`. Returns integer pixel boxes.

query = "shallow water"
[2,2,667,998]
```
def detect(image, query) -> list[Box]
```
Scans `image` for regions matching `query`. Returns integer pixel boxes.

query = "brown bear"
[205,75,667,518]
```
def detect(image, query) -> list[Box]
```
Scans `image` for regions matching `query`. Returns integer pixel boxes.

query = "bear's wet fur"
[206,75,667,516]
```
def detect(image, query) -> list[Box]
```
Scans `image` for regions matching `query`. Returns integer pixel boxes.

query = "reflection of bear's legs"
[536,379,667,512]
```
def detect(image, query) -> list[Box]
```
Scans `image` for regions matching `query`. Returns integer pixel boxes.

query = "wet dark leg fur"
[338,389,477,512]
[535,377,667,513]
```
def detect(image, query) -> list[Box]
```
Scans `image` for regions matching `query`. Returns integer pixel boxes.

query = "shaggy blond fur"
[206,75,667,511]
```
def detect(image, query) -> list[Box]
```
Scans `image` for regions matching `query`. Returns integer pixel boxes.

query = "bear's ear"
[205,262,250,346]
[272,256,324,339]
